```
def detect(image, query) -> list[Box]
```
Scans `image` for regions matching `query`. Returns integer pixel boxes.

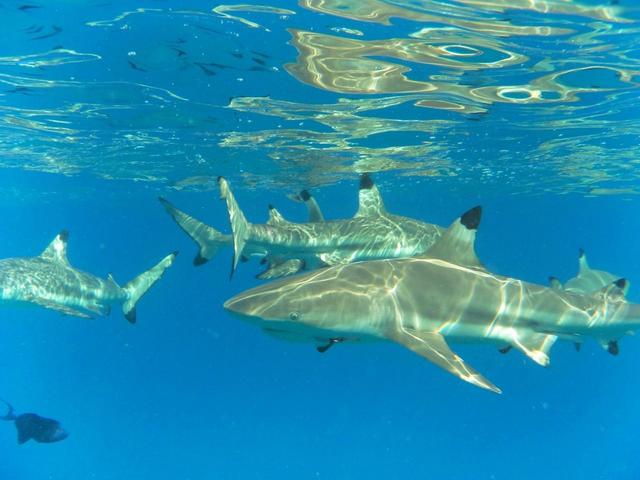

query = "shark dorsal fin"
[40,230,70,265]
[355,174,386,217]
[599,278,627,301]
[267,205,289,225]
[422,206,485,270]
[549,276,562,290]
[578,248,590,273]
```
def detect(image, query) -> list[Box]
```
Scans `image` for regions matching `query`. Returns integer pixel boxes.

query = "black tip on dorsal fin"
[614,278,627,290]
[460,206,482,230]
[359,173,374,190]
[579,247,585,258]
[607,340,619,356]
[59,230,69,241]
[549,276,558,283]
[268,204,275,210]
[574,342,582,352]
[299,189,311,201]
[217,176,224,182]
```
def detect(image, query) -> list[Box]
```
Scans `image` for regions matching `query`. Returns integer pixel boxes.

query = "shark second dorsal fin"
[549,276,562,290]
[422,206,484,270]
[578,248,590,273]
[266,205,288,226]
[355,173,386,217]
[40,230,70,265]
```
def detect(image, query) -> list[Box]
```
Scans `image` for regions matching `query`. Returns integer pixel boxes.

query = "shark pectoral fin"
[29,298,92,319]
[319,251,355,266]
[510,331,557,367]
[388,328,501,394]
[256,259,304,280]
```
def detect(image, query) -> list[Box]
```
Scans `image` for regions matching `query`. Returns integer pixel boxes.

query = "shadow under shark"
[224,205,636,394]
[0,230,177,323]
[1,399,68,444]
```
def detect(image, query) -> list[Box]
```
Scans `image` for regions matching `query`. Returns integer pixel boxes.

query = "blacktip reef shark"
[160,174,444,280]
[0,230,177,323]
[159,187,327,279]
[549,248,628,354]
[224,205,638,394]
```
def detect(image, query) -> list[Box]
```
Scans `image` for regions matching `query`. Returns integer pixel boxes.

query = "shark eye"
[289,312,300,321]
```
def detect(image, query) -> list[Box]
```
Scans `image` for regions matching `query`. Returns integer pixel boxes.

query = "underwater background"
[1,0,640,478]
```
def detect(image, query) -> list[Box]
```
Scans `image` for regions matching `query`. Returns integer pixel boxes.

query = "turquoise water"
[1,1,640,479]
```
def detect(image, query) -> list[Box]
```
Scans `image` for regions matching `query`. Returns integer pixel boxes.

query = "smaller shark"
[550,248,628,296]
[224,205,640,394]
[549,248,628,353]
[161,175,444,279]
[1,399,68,444]
[159,188,325,274]
[0,230,177,323]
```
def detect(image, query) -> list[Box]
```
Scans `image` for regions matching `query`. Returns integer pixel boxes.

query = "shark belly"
[0,258,124,316]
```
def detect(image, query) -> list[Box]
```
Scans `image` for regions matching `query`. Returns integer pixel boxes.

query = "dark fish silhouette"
[31,25,62,40]
[1,399,68,445]
[18,4,41,10]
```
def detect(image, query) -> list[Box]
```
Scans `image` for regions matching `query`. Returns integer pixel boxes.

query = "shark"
[224,205,638,394]
[0,230,177,323]
[159,187,325,279]
[160,174,443,279]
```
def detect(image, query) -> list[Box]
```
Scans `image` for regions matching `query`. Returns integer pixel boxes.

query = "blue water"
[1,1,640,479]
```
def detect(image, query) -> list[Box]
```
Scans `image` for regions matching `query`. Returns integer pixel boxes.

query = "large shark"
[224,205,637,394]
[0,230,177,323]
[160,174,443,279]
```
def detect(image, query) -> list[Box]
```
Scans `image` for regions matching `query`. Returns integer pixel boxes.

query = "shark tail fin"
[122,252,178,324]
[218,177,251,277]
[159,197,230,266]
[0,399,16,421]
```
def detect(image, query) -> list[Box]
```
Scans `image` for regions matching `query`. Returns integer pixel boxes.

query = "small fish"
[231,52,243,59]
[31,25,62,40]
[128,60,146,72]
[195,62,216,76]
[1,399,68,445]
[251,57,266,66]
[18,4,41,10]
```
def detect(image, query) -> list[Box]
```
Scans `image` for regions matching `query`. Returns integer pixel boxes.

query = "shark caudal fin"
[122,252,178,324]
[159,197,231,266]
[218,177,251,277]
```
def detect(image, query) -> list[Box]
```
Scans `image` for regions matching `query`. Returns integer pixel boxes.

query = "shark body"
[224,206,637,394]
[161,174,443,279]
[0,231,177,323]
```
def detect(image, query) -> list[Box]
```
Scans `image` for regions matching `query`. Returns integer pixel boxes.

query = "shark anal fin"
[28,297,92,319]
[498,345,512,354]
[388,327,501,394]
